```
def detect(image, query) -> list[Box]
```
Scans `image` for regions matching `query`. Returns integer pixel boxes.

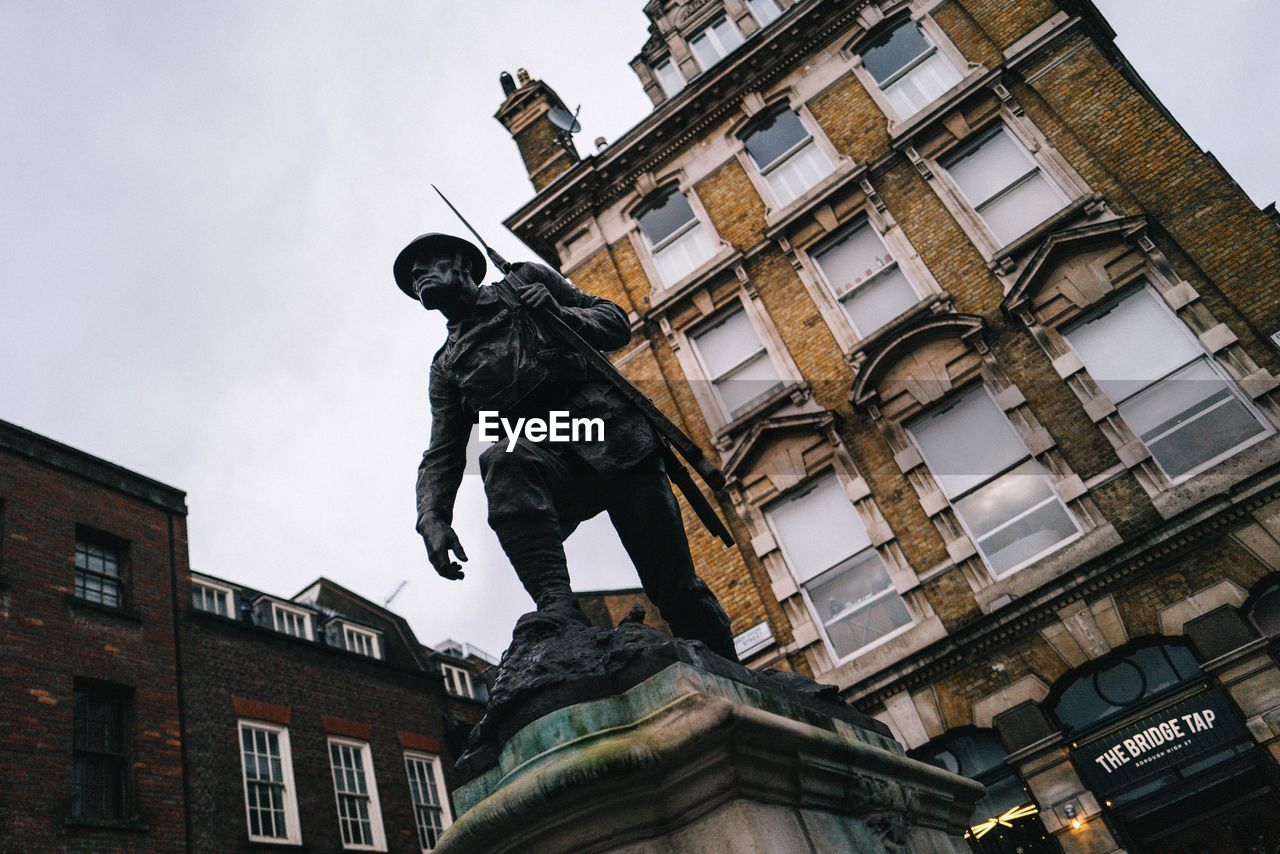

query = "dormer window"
[192,579,234,617]
[740,106,831,206]
[340,623,383,659]
[747,0,783,27]
[634,186,716,286]
[270,602,312,639]
[654,58,685,99]
[689,16,744,72]
[858,16,961,119]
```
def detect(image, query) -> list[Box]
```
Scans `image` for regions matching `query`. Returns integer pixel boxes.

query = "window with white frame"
[747,0,783,27]
[239,720,301,844]
[858,17,962,119]
[907,384,1080,576]
[405,752,452,851]
[811,219,919,338]
[328,738,386,851]
[441,663,475,698]
[765,474,911,659]
[689,15,745,72]
[941,124,1068,246]
[342,624,382,659]
[1062,284,1270,481]
[654,58,685,99]
[192,580,232,617]
[271,602,312,639]
[689,303,785,419]
[634,186,716,286]
[74,538,123,608]
[740,106,831,206]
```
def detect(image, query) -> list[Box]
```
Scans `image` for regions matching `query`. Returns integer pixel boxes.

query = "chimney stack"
[495,69,580,191]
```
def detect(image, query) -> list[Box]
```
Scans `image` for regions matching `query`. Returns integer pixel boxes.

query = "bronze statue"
[395,230,739,662]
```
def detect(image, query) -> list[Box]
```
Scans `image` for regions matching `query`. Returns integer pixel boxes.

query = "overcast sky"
[4,1,1277,657]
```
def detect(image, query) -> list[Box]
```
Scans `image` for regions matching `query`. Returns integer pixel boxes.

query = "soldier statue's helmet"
[393,233,488,298]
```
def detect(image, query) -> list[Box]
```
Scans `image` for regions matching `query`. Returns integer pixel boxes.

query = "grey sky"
[3,1,1277,656]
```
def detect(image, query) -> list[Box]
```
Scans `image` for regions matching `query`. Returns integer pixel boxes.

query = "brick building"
[495,1,1280,850]
[0,418,486,852]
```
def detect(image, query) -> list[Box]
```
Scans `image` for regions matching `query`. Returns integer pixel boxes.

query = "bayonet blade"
[432,185,509,272]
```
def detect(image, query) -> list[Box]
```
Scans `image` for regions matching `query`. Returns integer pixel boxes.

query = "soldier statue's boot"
[499,524,591,627]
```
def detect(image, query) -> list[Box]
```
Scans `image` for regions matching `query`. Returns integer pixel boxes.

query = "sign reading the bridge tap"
[1073,688,1247,798]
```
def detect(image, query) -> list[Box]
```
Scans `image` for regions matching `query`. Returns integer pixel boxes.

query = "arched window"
[1050,641,1202,738]
[913,729,1058,852]
[1245,576,1280,637]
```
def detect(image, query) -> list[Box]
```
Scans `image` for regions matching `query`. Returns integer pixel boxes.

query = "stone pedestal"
[437,663,983,853]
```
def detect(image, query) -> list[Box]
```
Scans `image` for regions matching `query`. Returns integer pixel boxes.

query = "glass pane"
[689,32,720,71]
[652,221,714,284]
[766,475,871,583]
[1121,359,1265,478]
[635,188,696,246]
[765,140,829,205]
[944,127,1033,207]
[742,108,809,168]
[820,589,912,657]
[807,551,892,621]
[714,351,783,416]
[953,459,1054,539]
[840,264,917,336]
[977,170,1064,244]
[1064,287,1201,402]
[907,385,1027,498]
[713,17,744,53]
[654,59,685,98]
[813,220,898,298]
[1251,586,1280,636]
[748,0,782,26]
[970,487,1078,575]
[691,306,764,378]
[882,49,961,118]
[860,19,931,84]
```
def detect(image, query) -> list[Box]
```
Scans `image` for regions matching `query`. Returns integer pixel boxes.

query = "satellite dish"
[547,106,582,134]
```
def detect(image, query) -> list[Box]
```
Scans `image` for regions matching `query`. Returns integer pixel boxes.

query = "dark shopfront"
[1053,641,1280,853]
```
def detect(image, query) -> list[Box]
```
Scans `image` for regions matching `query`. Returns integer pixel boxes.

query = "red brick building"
[0,419,486,852]
[496,1,1280,850]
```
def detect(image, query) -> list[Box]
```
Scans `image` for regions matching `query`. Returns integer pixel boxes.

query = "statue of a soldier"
[395,232,739,662]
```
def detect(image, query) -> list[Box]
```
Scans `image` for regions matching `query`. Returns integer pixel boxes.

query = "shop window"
[192,579,233,617]
[654,58,685,99]
[740,106,831,206]
[1247,580,1280,637]
[1051,642,1202,737]
[405,752,452,850]
[907,384,1079,576]
[858,17,962,119]
[914,730,1056,852]
[765,473,911,659]
[689,15,745,72]
[747,0,783,27]
[239,720,301,844]
[811,218,919,338]
[71,680,132,821]
[74,536,124,608]
[688,303,785,418]
[1062,284,1270,482]
[941,124,1068,246]
[634,186,716,286]
[328,737,387,850]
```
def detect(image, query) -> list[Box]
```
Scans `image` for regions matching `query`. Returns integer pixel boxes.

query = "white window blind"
[690,304,784,418]
[689,16,745,71]
[635,188,715,286]
[741,108,830,205]
[860,18,961,118]
[654,58,685,99]
[812,220,918,336]
[943,126,1066,245]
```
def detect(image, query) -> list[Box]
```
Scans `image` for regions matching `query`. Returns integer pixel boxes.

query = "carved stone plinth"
[436,662,983,853]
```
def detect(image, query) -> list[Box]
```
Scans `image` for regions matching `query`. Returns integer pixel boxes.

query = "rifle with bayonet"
[433,186,736,548]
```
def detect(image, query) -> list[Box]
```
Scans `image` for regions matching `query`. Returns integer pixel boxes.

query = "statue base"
[438,660,984,853]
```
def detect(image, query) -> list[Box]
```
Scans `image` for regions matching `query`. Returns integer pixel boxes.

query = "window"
[328,738,386,850]
[239,721,301,843]
[811,219,919,337]
[1051,643,1202,737]
[405,752,452,851]
[689,16,744,72]
[192,580,232,617]
[740,107,831,206]
[1062,285,1269,482]
[654,58,685,99]
[441,663,475,699]
[74,538,122,608]
[343,624,382,659]
[271,602,312,639]
[907,384,1079,576]
[634,187,715,286]
[765,474,911,659]
[72,681,131,821]
[1248,581,1280,637]
[941,125,1067,245]
[747,0,783,27]
[859,17,961,119]
[689,303,785,419]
